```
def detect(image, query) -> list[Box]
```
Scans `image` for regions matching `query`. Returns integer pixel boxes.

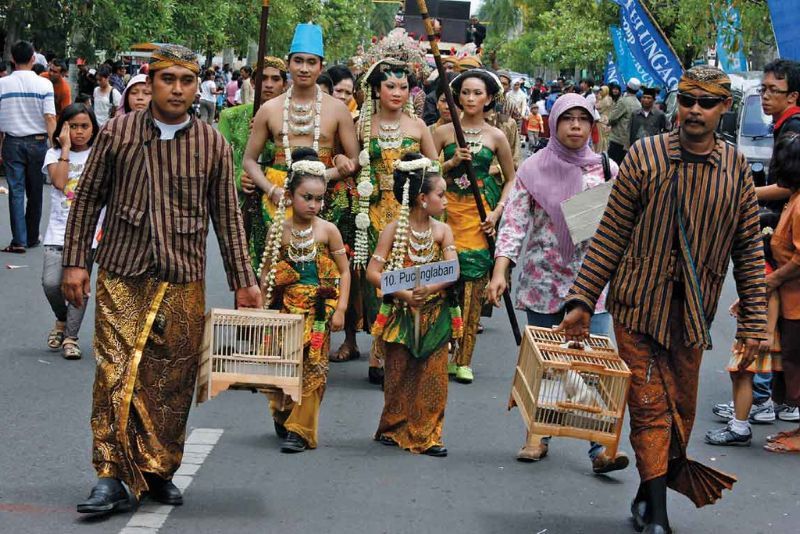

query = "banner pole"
[639,0,683,68]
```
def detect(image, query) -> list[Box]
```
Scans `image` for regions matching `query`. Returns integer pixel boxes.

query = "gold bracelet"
[443,245,456,252]
[372,254,386,263]
[332,248,347,256]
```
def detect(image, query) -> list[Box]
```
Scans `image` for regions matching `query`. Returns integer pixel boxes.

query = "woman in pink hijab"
[486,93,629,471]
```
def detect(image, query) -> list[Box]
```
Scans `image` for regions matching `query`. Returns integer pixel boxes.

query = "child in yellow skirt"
[706,222,778,447]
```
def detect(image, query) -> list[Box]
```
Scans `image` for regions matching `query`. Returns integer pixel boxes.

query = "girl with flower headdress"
[367,153,461,456]
[258,147,351,454]
[432,69,516,384]
[347,58,437,382]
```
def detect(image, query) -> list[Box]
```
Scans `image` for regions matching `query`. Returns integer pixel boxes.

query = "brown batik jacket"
[567,131,766,349]
[63,109,257,290]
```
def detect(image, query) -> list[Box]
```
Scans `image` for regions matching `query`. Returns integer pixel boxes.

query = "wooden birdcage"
[197,308,305,405]
[509,326,631,456]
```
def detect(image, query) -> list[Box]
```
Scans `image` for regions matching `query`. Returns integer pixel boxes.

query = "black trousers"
[608,141,627,165]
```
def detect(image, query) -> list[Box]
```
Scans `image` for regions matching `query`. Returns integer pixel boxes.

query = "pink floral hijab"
[517,93,605,261]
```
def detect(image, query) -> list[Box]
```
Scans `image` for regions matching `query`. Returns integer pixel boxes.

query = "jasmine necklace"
[282,85,322,167]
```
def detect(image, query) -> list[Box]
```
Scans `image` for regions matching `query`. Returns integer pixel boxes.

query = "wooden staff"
[252,0,271,116]
[243,0,272,242]
[415,0,522,346]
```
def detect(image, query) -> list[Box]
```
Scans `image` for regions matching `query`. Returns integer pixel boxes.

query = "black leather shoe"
[377,435,398,447]
[642,524,671,534]
[77,478,131,514]
[631,499,648,532]
[368,366,384,386]
[422,445,448,457]
[274,420,288,439]
[145,474,183,505]
[280,431,308,453]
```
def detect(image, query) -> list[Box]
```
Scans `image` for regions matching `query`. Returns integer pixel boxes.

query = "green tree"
[477,0,774,75]
[319,0,373,62]
[172,0,230,60]
[370,3,399,39]
[529,0,613,71]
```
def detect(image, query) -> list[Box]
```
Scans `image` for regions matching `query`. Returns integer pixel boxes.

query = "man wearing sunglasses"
[558,65,766,534]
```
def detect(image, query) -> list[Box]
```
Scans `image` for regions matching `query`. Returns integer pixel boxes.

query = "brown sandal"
[764,434,800,453]
[62,338,82,360]
[766,429,800,443]
[330,342,359,362]
[47,323,65,350]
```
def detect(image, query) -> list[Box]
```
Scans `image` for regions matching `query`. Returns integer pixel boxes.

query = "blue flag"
[604,53,624,86]
[611,25,657,88]
[716,3,748,72]
[613,0,683,89]
[768,0,800,61]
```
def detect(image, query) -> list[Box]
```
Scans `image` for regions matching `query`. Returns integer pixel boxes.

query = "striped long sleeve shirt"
[567,131,766,349]
[63,110,257,291]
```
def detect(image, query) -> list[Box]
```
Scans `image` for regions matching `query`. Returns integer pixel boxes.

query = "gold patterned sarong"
[266,245,340,448]
[453,276,488,367]
[91,269,205,499]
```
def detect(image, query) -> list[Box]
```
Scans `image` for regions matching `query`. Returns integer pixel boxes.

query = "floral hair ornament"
[387,177,412,271]
[393,156,432,173]
[353,57,416,269]
[291,160,327,177]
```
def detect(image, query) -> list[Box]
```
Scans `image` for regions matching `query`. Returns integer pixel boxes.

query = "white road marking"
[118,428,224,534]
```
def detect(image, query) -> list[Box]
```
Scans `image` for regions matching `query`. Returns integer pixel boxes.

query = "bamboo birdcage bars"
[197,308,305,405]
[509,326,631,457]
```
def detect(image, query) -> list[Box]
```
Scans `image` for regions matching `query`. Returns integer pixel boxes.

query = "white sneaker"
[749,399,776,424]
[712,400,734,420]
[777,404,800,422]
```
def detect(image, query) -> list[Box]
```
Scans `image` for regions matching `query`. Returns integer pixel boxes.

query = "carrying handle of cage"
[556,401,603,414]
[558,340,594,353]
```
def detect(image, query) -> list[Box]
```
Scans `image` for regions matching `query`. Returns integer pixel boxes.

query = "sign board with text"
[380,259,460,295]
[561,180,614,244]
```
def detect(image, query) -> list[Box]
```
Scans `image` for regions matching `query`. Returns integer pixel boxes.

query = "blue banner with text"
[613,0,682,89]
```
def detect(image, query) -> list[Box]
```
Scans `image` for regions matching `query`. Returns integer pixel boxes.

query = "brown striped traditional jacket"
[567,131,766,349]
[63,109,257,290]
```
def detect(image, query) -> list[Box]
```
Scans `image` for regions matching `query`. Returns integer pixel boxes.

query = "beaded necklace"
[281,85,322,167]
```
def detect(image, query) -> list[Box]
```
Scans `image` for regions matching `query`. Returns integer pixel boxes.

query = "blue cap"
[289,23,324,59]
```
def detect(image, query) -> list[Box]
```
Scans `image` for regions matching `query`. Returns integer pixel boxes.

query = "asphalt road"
[0,180,798,534]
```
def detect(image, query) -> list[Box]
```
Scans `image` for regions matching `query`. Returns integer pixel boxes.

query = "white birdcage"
[509,326,631,456]
[197,308,305,405]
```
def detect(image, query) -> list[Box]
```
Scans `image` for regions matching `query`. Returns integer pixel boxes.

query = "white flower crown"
[291,160,327,176]
[393,157,432,173]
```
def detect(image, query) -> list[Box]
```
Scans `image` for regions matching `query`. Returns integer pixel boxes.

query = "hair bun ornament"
[291,160,327,176]
[427,160,442,174]
[394,157,432,173]
[762,226,774,236]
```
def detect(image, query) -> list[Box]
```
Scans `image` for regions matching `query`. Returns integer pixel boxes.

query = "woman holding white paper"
[486,93,628,473]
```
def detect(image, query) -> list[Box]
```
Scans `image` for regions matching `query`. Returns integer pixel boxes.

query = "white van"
[719,72,773,183]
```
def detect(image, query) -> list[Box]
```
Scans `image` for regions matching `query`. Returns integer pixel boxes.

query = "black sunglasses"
[677,93,726,109]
